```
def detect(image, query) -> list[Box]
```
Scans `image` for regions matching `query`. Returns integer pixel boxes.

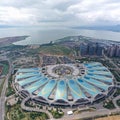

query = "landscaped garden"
[49,108,64,119]
[116,99,120,106]
[103,100,115,109]
[113,88,120,97]
[5,102,49,120]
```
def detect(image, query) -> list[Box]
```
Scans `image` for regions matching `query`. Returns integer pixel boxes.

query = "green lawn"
[0,61,9,75]
[39,44,73,55]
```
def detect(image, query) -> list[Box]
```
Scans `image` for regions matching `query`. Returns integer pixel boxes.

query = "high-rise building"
[80,42,104,56]
[96,44,104,56]
[109,46,116,57]
[80,43,88,56]
[88,43,96,55]
[116,45,120,57]
[106,46,111,56]
[106,44,120,57]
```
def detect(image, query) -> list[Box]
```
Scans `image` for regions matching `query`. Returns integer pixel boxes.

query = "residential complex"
[106,45,120,57]
[80,42,104,56]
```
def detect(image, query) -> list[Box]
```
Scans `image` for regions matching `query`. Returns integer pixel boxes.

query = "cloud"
[67,0,120,25]
[0,0,120,27]
[0,7,35,24]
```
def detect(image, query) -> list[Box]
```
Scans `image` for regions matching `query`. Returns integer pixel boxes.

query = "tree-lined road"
[21,96,53,119]
[0,59,12,120]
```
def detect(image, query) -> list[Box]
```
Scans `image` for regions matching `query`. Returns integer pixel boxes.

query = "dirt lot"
[96,115,120,120]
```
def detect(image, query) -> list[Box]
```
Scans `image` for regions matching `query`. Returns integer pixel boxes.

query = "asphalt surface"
[0,59,12,120]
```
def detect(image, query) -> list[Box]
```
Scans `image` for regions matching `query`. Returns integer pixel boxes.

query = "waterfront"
[0,27,120,45]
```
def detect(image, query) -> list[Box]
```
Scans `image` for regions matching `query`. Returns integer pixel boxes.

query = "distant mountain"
[72,25,120,32]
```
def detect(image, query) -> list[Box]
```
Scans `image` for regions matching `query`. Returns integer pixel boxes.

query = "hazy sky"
[0,0,120,27]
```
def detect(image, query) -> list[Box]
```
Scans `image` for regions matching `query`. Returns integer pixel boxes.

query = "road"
[54,108,120,120]
[113,96,120,109]
[103,54,120,72]
[21,96,53,119]
[0,59,12,120]
[20,97,120,120]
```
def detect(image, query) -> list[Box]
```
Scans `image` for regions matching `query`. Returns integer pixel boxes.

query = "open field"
[95,115,120,120]
[39,44,73,55]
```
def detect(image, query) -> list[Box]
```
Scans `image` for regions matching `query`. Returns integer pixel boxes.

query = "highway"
[0,59,12,120]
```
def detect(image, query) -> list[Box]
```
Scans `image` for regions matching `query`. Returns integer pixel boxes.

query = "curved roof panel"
[15,62,113,104]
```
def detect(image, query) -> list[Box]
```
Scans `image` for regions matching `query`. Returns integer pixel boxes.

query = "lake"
[0,27,120,45]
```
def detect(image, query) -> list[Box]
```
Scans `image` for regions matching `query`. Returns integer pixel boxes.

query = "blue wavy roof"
[15,62,113,102]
